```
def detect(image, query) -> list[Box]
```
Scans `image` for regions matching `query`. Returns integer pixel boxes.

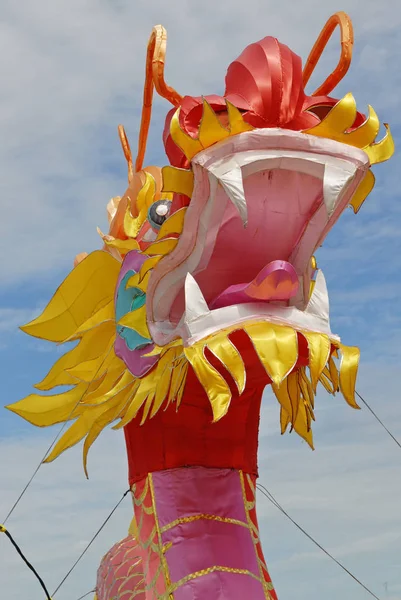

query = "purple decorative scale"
[114,251,158,377]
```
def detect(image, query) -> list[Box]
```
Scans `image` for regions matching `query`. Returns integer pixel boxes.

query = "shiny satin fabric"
[127,467,278,600]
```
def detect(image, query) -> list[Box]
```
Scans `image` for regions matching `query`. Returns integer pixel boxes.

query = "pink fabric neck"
[130,466,277,599]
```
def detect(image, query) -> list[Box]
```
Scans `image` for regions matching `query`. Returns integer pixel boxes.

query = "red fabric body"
[124,331,310,485]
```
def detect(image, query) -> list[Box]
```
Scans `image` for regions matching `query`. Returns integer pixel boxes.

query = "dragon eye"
[148,199,172,229]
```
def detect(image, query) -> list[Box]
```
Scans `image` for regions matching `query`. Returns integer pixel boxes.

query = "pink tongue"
[210,260,299,309]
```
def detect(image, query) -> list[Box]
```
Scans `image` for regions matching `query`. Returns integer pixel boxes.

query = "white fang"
[323,162,356,217]
[305,269,330,326]
[217,167,248,227]
[184,272,210,322]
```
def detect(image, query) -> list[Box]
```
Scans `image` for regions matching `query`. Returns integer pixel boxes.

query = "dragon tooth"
[305,270,330,324]
[323,162,356,217]
[184,272,210,322]
[217,167,248,227]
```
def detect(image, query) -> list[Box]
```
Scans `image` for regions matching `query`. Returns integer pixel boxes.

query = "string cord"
[52,489,130,597]
[256,483,381,600]
[356,390,401,450]
[0,524,52,600]
[3,346,115,524]
[75,590,96,600]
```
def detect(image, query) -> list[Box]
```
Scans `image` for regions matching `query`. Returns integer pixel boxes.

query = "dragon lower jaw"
[179,268,337,345]
[147,128,369,348]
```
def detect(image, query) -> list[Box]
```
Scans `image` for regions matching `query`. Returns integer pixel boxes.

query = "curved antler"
[302,12,354,97]
[151,25,183,107]
[135,25,183,173]
[118,124,134,182]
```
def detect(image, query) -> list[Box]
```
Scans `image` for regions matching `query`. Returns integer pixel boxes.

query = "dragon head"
[8,13,394,474]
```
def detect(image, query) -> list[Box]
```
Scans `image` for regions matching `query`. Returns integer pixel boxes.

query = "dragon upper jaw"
[146,128,370,348]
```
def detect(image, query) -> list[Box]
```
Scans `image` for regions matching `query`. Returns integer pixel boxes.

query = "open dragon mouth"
[146,128,370,347]
[8,16,395,480]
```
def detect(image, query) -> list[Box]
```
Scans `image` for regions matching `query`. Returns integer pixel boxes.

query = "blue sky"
[0,0,401,599]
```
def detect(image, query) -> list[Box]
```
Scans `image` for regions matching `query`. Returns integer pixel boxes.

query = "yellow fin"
[319,371,335,394]
[272,379,294,423]
[226,101,254,135]
[142,344,164,357]
[157,207,188,240]
[111,381,141,430]
[83,368,126,406]
[273,372,314,448]
[162,166,194,197]
[298,367,315,410]
[144,237,178,256]
[350,170,375,214]
[82,383,137,476]
[102,236,140,253]
[138,256,162,283]
[140,393,155,425]
[125,271,140,289]
[206,334,246,395]
[184,344,232,421]
[96,370,135,403]
[44,414,95,463]
[345,105,380,148]
[150,349,181,418]
[364,123,395,165]
[287,371,301,424]
[305,94,394,166]
[338,344,360,408]
[280,406,290,434]
[198,98,230,148]
[124,173,156,238]
[125,270,150,293]
[167,359,188,408]
[65,346,115,383]
[302,331,330,393]
[6,383,89,427]
[305,94,357,141]
[175,363,188,409]
[328,355,340,393]
[117,304,150,339]
[35,322,115,391]
[169,108,203,161]
[21,251,120,342]
[169,100,254,161]
[114,376,154,429]
[65,302,115,342]
[245,323,298,386]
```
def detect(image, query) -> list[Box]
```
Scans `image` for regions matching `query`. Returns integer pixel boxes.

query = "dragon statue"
[7,11,394,600]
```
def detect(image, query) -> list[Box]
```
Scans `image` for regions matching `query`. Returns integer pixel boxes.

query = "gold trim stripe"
[168,565,262,593]
[160,513,249,533]
[148,473,174,597]
[131,478,150,505]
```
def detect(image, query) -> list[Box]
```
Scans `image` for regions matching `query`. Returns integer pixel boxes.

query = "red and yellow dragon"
[7,12,394,600]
